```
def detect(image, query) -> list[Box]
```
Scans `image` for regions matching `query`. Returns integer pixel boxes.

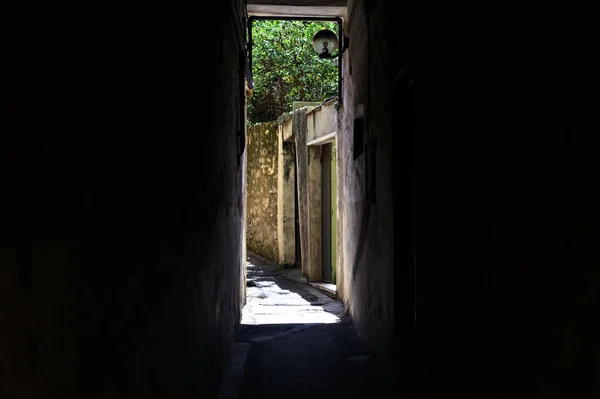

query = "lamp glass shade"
[312,29,338,58]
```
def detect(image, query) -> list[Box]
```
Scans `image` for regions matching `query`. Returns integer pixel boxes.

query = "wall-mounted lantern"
[312,29,339,59]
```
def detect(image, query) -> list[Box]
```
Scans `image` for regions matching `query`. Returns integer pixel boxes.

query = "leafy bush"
[248,20,339,123]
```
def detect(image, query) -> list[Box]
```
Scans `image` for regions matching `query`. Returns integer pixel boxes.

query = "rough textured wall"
[338,0,395,381]
[242,84,250,309]
[0,1,245,397]
[246,121,279,262]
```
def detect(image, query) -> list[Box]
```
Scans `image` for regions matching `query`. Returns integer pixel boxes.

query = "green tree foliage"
[248,20,339,123]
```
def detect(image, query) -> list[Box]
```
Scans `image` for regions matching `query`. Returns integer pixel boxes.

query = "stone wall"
[0,1,246,397]
[246,121,279,262]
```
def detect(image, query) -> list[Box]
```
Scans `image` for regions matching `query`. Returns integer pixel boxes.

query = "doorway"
[321,142,336,283]
[294,151,302,267]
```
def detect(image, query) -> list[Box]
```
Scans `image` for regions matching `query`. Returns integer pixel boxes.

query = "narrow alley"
[217,253,395,399]
[4,0,600,397]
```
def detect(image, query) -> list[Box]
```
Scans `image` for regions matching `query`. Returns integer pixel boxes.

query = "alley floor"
[216,252,395,399]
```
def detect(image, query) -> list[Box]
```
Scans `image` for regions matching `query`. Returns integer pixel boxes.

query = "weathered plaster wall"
[0,1,245,397]
[306,98,338,143]
[338,0,395,380]
[277,123,296,266]
[242,85,250,308]
[294,107,311,280]
[246,121,279,262]
[337,1,600,398]
[280,114,294,141]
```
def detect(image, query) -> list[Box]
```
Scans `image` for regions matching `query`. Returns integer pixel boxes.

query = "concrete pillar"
[277,124,296,265]
[293,107,310,279]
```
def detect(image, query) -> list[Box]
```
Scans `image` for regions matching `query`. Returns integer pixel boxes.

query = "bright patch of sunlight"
[241,262,342,325]
[241,304,341,325]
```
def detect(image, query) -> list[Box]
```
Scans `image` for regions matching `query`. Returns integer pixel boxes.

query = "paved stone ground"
[216,252,395,399]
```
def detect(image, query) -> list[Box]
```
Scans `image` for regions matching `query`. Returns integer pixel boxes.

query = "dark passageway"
[2,0,600,398]
[1,0,401,396]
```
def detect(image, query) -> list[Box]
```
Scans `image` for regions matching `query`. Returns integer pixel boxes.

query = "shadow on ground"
[216,252,395,399]
[237,318,395,399]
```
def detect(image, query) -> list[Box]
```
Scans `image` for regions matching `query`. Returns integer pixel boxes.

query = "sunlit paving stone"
[241,254,343,326]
